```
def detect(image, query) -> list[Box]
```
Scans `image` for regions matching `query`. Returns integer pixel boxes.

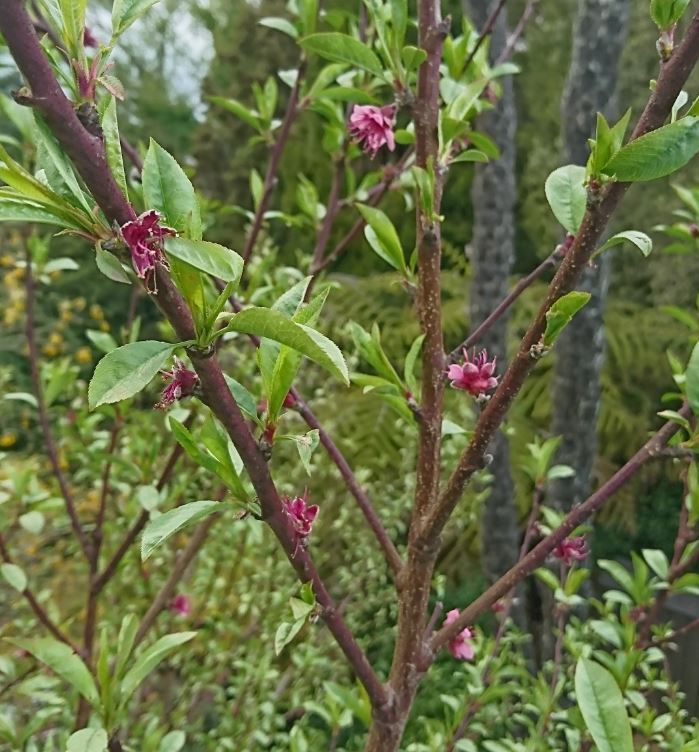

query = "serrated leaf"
[274,620,305,655]
[141,500,221,561]
[101,97,128,200]
[227,308,348,384]
[543,291,591,347]
[259,16,298,38]
[142,139,201,239]
[575,658,633,752]
[0,563,26,592]
[300,33,384,78]
[357,204,406,273]
[120,632,196,704]
[603,117,699,182]
[112,0,161,35]
[95,243,131,284]
[88,341,176,409]
[164,237,242,284]
[66,729,108,752]
[685,341,699,417]
[8,638,99,706]
[594,230,652,258]
[545,164,587,233]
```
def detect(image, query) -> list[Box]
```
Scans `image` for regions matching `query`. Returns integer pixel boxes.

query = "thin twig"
[24,246,93,561]
[496,0,540,65]
[448,248,561,363]
[242,61,306,264]
[463,0,509,73]
[0,533,79,651]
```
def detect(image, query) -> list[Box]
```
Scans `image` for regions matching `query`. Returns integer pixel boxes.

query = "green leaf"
[0,563,26,592]
[164,237,243,284]
[650,0,691,28]
[404,333,425,398]
[357,204,406,273]
[543,291,591,347]
[223,375,259,421]
[0,199,84,230]
[32,116,93,214]
[227,308,348,384]
[95,243,131,284]
[401,45,426,71]
[141,500,221,561]
[594,230,652,258]
[119,632,196,704]
[58,0,86,51]
[545,165,587,233]
[8,638,99,706]
[101,97,128,200]
[685,341,699,417]
[259,17,298,38]
[284,429,319,475]
[603,117,699,182]
[19,511,44,534]
[142,139,201,239]
[66,729,108,752]
[274,620,305,655]
[575,658,633,752]
[208,97,263,131]
[112,0,161,35]
[88,340,176,409]
[450,150,489,164]
[114,615,139,680]
[86,329,118,355]
[642,548,669,579]
[158,731,186,752]
[300,33,384,78]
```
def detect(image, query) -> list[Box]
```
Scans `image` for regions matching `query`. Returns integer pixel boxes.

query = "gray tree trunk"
[550,0,630,511]
[466,1,520,587]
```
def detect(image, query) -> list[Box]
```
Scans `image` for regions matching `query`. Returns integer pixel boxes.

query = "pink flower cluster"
[552,536,589,566]
[155,358,199,410]
[120,210,175,289]
[282,495,319,551]
[349,104,396,158]
[444,608,476,661]
[447,349,498,397]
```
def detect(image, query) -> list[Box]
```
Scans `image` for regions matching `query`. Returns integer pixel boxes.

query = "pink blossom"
[169,594,191,617]
[120,210,175,289]
[83,27,98,48]
[349,104,396,158]
[444,609,476,661]
[447,349,498,397]
[155,358,199,409]
[552,536,589,566]
[282,495,319,541]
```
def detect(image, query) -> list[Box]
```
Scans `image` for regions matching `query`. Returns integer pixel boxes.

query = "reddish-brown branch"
[0,533,79,651]
[463,0,509,72]
[430,407,688,654]
[422,10,699,543]
[448,248,560,363]
[242,61,306,264]
[0,1,386,710]
[292,390,403,577]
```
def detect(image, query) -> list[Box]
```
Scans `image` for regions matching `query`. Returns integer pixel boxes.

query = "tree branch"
[0,1,386,710]
[430,407,688,654]
[421,10,699,543]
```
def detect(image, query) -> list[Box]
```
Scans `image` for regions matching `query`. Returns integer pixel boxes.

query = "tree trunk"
[550,0,630,512]
[466,0,520,590]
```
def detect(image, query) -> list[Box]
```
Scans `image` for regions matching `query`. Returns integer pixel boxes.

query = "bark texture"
[550,0,630,510]
[466,0,520,584]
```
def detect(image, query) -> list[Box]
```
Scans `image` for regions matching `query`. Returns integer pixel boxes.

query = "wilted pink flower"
[120,210,175,289]
[552,536,589,566]
[444,609,475,661]
[349,104,396,158]
[155,358,198,409]
[282,495,318,543]
[447,349,498,397]
[83,27,98,48]
[169,594,191,617]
